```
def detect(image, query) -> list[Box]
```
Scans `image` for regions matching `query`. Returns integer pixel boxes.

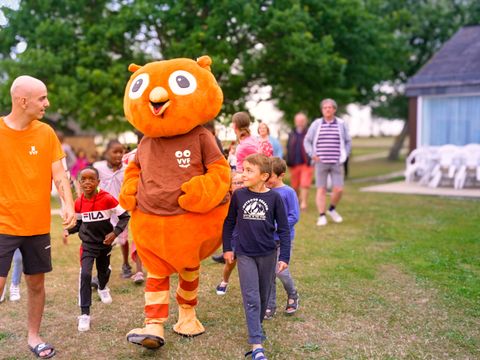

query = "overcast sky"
[0,0,19,26]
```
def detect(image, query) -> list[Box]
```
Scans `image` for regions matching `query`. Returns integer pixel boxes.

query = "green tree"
[256,0,398,120]
[0,1,399,130]
[367,0,480,159]
[0,0,443,134]
[122,0,265,119]
[0,0,149,132]
[118,0,399,121]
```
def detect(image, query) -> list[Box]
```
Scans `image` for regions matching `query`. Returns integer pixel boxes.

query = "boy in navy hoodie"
[223,154,290,360]
[63,166,130,332]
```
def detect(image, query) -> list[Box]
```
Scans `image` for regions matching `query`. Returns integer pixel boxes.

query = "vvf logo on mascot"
[119,56,230,349]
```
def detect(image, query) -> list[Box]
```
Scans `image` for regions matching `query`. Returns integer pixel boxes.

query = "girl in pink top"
[232,112,260,173]
[71,149,90,196]
[71,149,90,179]
[257,122,274,157]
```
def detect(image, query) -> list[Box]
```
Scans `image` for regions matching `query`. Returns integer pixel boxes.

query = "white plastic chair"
[428,145,461,188]
[405,147,439,184]
[454,144,480,189]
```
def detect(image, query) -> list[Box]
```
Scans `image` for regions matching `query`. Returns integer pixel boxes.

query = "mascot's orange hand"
[119,161,141,211]
[179,157,230,213]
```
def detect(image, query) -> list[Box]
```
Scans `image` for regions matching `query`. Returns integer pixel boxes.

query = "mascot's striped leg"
[126,273,169,349]
[144,274,170,325]
[173,266,205,336]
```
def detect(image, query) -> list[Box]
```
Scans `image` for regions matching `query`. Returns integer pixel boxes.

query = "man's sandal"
[29,343,56,359]
[245,347,267,360]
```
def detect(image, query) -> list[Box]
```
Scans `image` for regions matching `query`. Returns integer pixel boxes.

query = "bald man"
[286,112,314,210]
[0,75,75,358]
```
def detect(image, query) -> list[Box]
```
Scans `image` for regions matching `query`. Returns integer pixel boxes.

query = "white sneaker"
[216,282,228,296]
[0,286,5,303]
[327,209,343,223]
[97,287,112,304]
[78,314,91,332]
[316,215,327,226]
[9,284,20,301]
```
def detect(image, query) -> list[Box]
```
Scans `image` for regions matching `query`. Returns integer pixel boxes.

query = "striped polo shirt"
[315,118,340,163]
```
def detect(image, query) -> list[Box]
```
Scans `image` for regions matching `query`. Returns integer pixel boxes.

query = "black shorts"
[0,233,52,277]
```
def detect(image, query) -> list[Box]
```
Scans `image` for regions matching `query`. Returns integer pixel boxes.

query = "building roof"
[406,25,480,96]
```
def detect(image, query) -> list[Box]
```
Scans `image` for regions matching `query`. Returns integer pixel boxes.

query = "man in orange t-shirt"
[0,75,76,359]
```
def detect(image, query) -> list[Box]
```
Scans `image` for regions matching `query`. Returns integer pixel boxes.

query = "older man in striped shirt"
[303,99,351,226]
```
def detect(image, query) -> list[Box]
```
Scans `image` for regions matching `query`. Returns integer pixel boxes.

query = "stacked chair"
[453,144,480,189]
[405,144,480,189]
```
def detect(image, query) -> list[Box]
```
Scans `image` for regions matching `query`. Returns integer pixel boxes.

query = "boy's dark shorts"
[0,233,52,277]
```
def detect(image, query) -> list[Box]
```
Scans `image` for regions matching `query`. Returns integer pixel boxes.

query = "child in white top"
[94,140,144,283]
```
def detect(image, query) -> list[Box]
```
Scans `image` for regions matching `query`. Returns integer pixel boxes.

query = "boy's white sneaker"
[316,215,328,226]
[327,209,343,223]
[0,285,5,302]
[97,287,112,304]
[78,314,91,332]
[9,284,20,301]
[216,282,228,296]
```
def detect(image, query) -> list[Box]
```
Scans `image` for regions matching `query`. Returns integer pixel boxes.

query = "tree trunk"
[388,120,408,161]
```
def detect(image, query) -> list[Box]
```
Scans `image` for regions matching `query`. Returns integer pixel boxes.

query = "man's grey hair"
[320,98,337,110]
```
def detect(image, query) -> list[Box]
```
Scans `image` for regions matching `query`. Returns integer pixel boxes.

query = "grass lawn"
[1,158,479,359]
[351,136,405,149]
[348,157,405,180]
[348,136,407,179]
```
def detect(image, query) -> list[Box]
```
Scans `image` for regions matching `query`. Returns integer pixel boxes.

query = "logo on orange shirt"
[29,146,38,155]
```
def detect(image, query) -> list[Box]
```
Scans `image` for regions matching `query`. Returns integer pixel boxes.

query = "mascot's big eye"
[128,73,150,99]
[168,70,197,95]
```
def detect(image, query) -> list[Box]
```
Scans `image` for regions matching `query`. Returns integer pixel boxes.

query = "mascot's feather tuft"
[128,63,141,73]
[196,55,212,71]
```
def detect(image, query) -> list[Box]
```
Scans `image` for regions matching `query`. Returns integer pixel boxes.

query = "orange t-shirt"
[0,118,64,236]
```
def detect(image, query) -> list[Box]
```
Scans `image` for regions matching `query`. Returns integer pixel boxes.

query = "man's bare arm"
[52,160,76,229]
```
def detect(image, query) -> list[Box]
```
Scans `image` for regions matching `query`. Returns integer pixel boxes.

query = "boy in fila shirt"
[222,153,290,360]
[63,166,130,332]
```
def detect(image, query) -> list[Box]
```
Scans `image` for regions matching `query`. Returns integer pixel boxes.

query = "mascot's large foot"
[126,323,165,349]
[173,305,205,337]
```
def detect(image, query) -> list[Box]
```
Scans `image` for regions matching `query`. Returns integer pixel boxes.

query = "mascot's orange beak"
[148,86,170,117]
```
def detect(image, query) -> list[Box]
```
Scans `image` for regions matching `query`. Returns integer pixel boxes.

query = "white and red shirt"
[68,189,130,250]
[93,160,125,199]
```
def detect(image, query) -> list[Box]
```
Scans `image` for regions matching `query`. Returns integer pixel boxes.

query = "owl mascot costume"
[119,56,230,349]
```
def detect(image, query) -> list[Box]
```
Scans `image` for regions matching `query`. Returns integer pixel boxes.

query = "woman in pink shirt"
[71,149,90,196]
[232,112,260,173]
[257,122,274,157]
